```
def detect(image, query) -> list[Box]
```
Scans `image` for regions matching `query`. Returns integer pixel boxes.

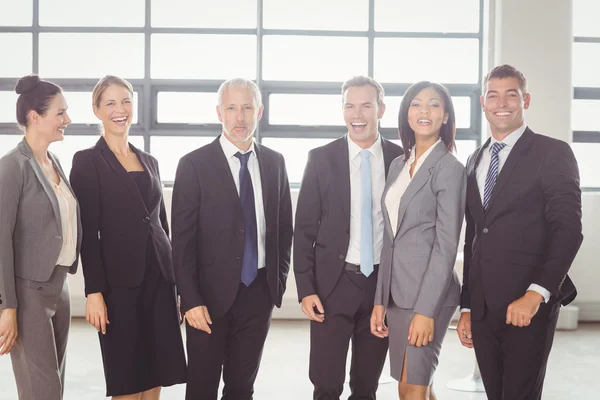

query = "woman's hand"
[0,308,18,355]
[86,293,109,334]
[408,313,434,347]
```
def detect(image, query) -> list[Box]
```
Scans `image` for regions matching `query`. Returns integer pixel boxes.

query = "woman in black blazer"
[69,76,186,399]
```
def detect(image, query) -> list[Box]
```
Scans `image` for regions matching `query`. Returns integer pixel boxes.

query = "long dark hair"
[398,81,456,160]
[15,74,62,129]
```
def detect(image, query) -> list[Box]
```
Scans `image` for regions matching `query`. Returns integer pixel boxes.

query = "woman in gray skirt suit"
[371,81,466,400]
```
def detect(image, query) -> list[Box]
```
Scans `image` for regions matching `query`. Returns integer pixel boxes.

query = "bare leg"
[397,352,429,400]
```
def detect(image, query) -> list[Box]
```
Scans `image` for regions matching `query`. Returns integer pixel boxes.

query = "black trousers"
[185,269,273,400]
[471,301,560,400]
[310,269,389,400]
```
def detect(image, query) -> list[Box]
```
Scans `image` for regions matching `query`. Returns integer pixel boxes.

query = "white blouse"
[52,177,78,267]
[384,139,442,233]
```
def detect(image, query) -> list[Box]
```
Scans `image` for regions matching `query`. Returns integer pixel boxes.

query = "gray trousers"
[10,267,71,400]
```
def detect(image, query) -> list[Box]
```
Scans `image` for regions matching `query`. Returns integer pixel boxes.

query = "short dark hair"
[15,74,62,129]
[483,64,527,94]
[398,81,456,160]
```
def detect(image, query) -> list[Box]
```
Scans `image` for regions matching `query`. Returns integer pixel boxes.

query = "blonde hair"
[92,75,134,108]
[341,76,385,108]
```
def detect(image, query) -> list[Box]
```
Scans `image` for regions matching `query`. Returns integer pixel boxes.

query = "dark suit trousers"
[310,268,389,400]
[471,302,560,400]
[185,269,273,400]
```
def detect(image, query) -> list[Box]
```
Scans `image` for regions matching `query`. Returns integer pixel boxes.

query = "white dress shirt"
[219,134,266,270]
[465,124,550,309]
[345,134,386,265]
[385,139,442,234]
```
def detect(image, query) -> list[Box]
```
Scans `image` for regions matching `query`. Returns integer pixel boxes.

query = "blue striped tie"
[483,142,506,209]
[360,149,374,277]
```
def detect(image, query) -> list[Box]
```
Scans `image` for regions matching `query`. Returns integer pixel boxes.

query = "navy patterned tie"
[483,142,506,209]
[234,151,258,286]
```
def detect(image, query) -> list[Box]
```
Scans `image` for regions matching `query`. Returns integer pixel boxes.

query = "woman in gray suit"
[0,74,81,399]
[370,81,466,400]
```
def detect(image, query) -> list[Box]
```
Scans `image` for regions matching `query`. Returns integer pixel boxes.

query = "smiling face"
[29,93,71,144]
[343,84,385,148]
[407,87,448,143]
[93,84,134,137]
[481,77,530,138]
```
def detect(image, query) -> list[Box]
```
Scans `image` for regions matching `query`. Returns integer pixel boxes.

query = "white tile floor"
[0,319,598,399]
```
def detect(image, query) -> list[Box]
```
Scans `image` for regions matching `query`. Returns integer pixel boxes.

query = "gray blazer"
[0,138,82,311]
[374,141,466,319]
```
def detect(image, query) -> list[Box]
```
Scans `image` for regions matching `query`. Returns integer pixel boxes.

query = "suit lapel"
[18,139,62,232]
[96,137,148,214]
[332,136,351,222]
[395,142,447,236]
[485,128,535,213]
[467,139,489,224]
[381,155,405,240]
[211,137,244,217]
[254,142,269,215]
[130,143,158,212]
[381,137,399,177]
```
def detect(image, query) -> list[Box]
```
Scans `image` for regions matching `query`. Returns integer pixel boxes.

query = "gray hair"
[217,78,262,108]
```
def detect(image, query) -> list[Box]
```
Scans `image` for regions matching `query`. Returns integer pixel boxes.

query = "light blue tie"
[360,149,374,277]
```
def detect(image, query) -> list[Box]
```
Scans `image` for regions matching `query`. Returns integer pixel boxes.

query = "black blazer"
[171,137,293,319]
[460,128,583,320]
[293,136,403,302]
[70,137,173,295]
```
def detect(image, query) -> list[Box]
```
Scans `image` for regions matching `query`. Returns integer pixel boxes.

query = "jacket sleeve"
[70,151,107,295]
[293,149,321,301]
[0,156,23,310]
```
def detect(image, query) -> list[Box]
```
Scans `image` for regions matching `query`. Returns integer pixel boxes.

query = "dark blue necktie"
[235,151,258,286]
[483,142,507,209]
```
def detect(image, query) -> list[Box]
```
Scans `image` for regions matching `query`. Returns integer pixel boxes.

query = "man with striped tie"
[457,64,583,400]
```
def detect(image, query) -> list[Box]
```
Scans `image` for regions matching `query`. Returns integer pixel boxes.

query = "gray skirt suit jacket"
[374,141,466,384]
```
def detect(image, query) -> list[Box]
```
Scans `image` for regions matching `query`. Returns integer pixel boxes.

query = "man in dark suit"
[457,64,583,400]
[171,78,293,400]
[294,76,402,399]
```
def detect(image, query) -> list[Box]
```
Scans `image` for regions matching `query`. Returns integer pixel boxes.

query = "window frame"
[0,0,485,186]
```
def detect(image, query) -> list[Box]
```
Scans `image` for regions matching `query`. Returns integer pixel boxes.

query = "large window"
[573,0,600,188]
[0,0,484,184]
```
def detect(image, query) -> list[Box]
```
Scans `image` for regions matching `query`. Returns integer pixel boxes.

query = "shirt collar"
[489,124,527,151]
[347,133,382,161]
[408,138,442,164]
[219,133,256,160]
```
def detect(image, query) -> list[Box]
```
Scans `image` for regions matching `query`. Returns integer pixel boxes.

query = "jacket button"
[240,229,245,235]
[0,299,3,304]
[236,257,241,262]
[483,228,489,233]
[338,254,344,260]
[143,216,150,223]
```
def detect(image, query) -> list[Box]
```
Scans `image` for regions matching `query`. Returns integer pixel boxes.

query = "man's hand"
[506,290,543,327]
[457,311,473,348]
[301,295,325,322]
[185,306,213,334]
[370,305,388,338]
[409,313,434,347]
[0,308,18,355]
[86,293,109,334]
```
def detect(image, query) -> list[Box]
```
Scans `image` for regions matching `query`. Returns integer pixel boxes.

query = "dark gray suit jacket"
[0,138,82,311]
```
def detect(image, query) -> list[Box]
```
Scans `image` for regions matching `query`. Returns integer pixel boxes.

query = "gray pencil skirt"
[386,302,457,385]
